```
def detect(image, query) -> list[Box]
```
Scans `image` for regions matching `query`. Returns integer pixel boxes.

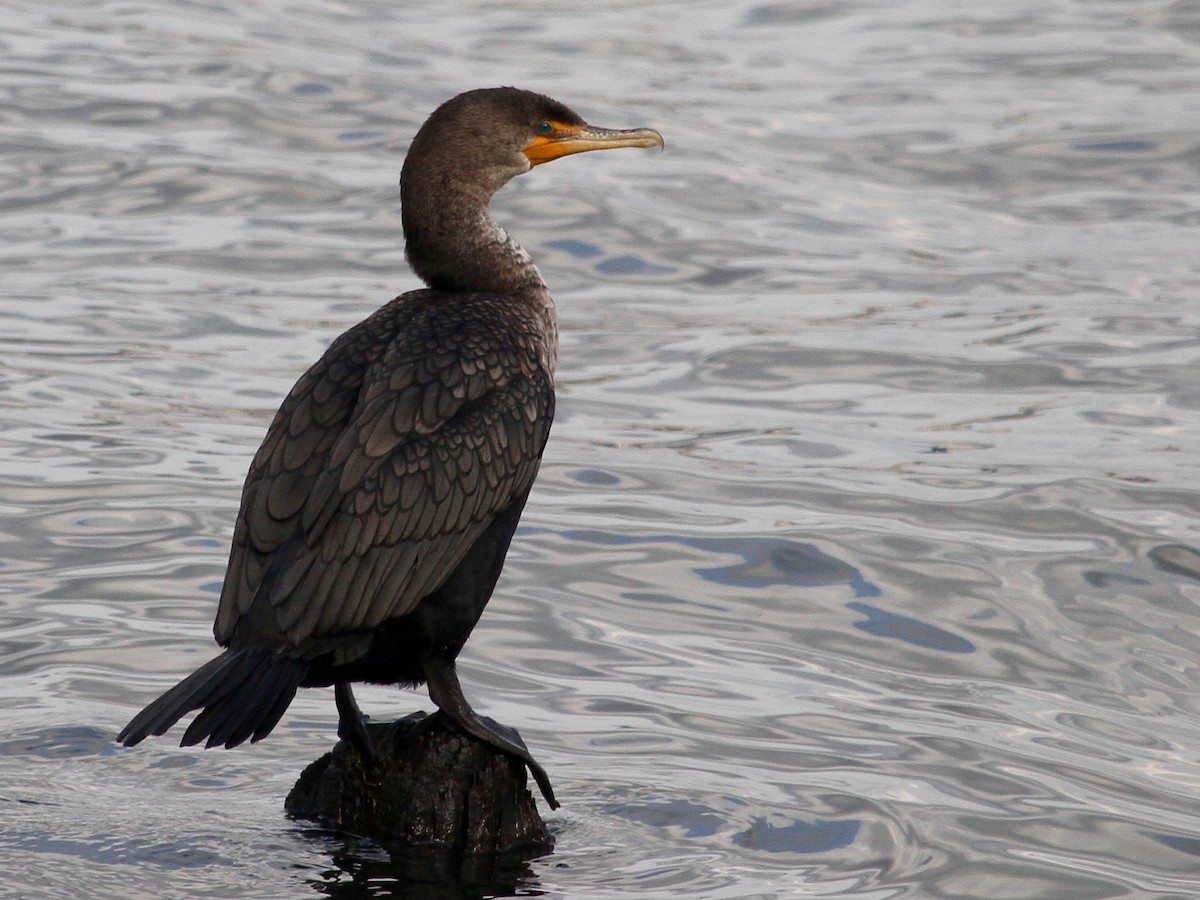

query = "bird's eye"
[536,122,553,135]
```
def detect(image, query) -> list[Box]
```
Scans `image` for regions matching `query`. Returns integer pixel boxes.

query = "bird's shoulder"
[251,287,553,475]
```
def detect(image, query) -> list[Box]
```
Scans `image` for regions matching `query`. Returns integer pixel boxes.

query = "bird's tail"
[117,647,308,750]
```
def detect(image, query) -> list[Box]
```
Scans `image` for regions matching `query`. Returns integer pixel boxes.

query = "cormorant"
[117,87,664,809]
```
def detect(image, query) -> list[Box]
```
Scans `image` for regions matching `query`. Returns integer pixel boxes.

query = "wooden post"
[285,712,553,856]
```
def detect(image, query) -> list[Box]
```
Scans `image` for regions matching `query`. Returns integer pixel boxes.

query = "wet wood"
[285,712,553,856]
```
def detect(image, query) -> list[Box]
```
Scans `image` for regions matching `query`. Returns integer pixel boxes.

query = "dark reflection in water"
[1148,543,1200,582]
[298,830,547,900]
[694,538,876,596]
[1149,832,1200,859]
[733,817,861,854]
[555,529,879,596]
[606,799,726,839]
[555,530,976,652]
[847,602,975,654]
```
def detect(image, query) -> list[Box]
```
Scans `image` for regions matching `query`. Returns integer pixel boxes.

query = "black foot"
[335,682,378,760]
[422,656,559,810]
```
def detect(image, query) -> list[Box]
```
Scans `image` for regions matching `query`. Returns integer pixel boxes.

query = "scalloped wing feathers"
[215,292,554,649]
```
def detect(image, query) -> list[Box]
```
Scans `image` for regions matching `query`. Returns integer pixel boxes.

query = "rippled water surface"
[4,1,1200,897]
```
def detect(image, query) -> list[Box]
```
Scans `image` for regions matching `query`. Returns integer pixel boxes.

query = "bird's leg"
[334,682,377,759]
[422,655,559,809]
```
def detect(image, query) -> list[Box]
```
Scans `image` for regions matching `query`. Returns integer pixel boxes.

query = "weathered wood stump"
[285,711,553,856]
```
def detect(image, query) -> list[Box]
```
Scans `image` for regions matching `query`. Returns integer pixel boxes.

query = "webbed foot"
[422,656,559,809]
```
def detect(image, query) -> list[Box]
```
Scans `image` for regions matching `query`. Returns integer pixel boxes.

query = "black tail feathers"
[117,648,307,750]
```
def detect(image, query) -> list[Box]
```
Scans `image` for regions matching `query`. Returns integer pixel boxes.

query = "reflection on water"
[299,830,546,899]
[3,0,1200,897]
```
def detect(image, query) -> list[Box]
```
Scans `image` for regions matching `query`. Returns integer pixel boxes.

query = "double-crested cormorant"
[117,88,663,809]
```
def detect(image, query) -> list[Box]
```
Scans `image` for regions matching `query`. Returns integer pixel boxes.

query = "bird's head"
[403,87,664,201]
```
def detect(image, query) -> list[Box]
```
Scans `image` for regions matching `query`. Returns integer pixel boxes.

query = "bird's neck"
[403,180,544,294]
[402,179,558,369]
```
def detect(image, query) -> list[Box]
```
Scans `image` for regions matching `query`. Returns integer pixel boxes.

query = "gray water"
[4,0,1200,897]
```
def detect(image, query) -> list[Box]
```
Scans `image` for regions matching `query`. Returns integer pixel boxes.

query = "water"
[3,0,1200,896]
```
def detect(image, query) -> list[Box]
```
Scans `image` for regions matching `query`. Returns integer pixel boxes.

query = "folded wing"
[214,293,554,651]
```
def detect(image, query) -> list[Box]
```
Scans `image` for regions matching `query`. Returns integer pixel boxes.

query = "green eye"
[536,122,553,135]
